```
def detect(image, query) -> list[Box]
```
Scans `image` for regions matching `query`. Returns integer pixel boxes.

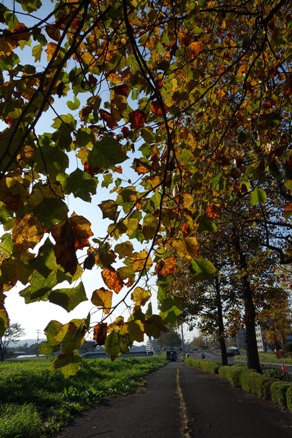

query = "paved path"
[57,362,292,438]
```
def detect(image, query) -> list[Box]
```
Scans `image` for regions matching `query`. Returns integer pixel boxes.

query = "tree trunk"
[234,235,261,373]
[214,277,228,365]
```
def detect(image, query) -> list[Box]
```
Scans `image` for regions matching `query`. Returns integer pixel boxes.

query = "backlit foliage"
[0,0,291,374]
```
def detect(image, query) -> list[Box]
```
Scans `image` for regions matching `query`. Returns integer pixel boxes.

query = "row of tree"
[167,192,291,371]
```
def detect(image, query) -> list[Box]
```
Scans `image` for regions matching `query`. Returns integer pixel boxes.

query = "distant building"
[255,323,266,352]
[236,329,246,349]
[146,337,159,353]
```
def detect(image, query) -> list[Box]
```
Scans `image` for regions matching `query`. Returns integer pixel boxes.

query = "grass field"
[0,356,167,437]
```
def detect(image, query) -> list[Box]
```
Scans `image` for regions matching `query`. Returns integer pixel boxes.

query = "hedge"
[185,358,292,411]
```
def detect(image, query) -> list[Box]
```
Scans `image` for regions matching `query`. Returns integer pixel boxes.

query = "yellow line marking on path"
[176,368,191,438]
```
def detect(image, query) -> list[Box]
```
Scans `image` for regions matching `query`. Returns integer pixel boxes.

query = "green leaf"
[114,241,134,258]
[54,319,86,353]
[198,216,217,233]
[190,258,217,280]
[127,320,144,343]
[39,320,63,354]
[249,188,267,205]
[15,0,42,12]
[48,282,87,312]
[144,315,168,338]
[67,97,80,110]
[88,136,128,171]
[19,239,72,303]
[32,44,42,62]
[105,330,130,359]
[33,198,69,228]
[98,199,119,220]
[35,144,69,180]
[65,168,97,202]
[0,309,9,337]
[51,351,82,378]
[159,297,183,324]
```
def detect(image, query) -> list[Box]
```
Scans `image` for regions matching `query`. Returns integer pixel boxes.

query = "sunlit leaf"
[249,188,267,205]
[131,287,151,306]
[190,258,217,280]
[91,288,113,313]
[12,213,44,252]
[101,267,124,293]
[155,257,177,277]
[51,352,82,378]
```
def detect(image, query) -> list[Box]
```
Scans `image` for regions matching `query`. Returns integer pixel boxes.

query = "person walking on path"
[57,362,292,438]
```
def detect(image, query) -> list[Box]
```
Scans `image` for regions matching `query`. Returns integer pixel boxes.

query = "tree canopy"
[0,0,291,375]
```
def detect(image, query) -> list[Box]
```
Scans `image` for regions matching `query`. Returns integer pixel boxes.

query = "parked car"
[227,347,240,357]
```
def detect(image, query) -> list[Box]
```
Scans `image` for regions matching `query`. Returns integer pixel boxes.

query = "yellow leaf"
[131,287,151,306]
[107,72,123,84]
[46,42,57,60]
[91,288,113,314]
[12,213,44,252]
[130,250,153,272]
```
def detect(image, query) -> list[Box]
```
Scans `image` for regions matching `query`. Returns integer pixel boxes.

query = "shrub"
[239,369,258,393]
[286,385,292,412]
[271,381,292,408]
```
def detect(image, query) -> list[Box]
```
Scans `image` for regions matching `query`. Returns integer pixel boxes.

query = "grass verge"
[0,356,166,437]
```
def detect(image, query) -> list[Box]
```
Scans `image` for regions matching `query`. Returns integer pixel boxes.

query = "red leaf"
[93,322,108,345]
[129,110,146,129]
[112,84,129,96]
[100,109,118,129]
[150,101,167,116]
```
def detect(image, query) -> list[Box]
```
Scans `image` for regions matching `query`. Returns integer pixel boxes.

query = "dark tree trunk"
[214,277,228,366]
[234,235,261,373]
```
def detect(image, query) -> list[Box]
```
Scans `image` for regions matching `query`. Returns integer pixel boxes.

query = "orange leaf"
[68,213,93,250]
[129,110,146,129]
[155,257,177,277]
[206,204,221,218]
[284,202,292,213]
[181,223,190,236]
[134,158,149,174]
[101,267,124,293]
[190,40,203,56]
[114,165,123,174]
[93,322,108,345]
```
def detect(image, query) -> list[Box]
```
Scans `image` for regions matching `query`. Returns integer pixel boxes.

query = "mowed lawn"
[0,356,167,437]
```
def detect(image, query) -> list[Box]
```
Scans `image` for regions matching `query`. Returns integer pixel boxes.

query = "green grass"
[0,356,166,437]
[233,351,292,365]
[258,351,292,364]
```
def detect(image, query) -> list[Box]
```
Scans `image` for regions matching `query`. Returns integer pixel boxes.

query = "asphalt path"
[57,362,292,438]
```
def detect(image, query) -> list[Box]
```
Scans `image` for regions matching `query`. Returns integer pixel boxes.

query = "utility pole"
[181,324,185,360]
[36,329,41,356]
